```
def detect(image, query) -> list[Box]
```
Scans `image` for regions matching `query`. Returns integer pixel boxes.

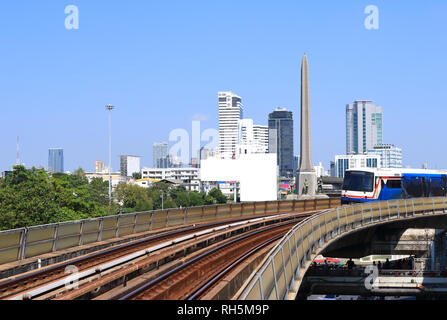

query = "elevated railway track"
[0,198,340,300]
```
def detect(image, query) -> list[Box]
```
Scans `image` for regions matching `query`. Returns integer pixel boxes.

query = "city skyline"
[1,1,446,173]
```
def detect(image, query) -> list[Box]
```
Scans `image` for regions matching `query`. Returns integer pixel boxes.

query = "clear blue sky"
[0,0,446,173]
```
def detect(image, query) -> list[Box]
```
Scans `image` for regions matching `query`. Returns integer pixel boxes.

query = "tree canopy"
[0,166,228,230]
[0,166,114,230]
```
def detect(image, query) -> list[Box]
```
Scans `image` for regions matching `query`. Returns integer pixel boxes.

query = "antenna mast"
[16,136,20,166]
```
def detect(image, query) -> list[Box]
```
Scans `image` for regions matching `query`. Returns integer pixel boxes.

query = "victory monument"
[296,54,319,198]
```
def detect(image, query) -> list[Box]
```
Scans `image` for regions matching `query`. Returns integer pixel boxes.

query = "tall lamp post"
[106,104,115,205]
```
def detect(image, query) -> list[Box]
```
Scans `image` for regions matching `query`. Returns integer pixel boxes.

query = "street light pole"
[106,104,115,205]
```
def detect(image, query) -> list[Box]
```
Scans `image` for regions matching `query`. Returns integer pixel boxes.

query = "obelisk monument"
[296,54,317,197]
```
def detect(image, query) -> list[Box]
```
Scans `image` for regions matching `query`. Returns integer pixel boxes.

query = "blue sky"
[0,0,446,172]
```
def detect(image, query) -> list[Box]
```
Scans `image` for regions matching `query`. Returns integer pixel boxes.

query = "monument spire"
[297,54,317,197]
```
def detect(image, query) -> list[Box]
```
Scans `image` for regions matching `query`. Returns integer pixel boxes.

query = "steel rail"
[5,213,300,300]
[0,214,280,297]
[186,234,283,300]
[119,219,300,300]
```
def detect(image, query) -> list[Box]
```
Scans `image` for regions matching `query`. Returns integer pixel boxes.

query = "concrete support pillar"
[434,229,447,271]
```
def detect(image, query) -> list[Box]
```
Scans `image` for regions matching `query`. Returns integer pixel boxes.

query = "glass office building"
[153,142,169,168]
[346,100,383,155]
[48,148,64,173]
[268,108,294,178]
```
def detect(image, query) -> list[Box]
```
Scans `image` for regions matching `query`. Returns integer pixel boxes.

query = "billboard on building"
[200,154,277,202]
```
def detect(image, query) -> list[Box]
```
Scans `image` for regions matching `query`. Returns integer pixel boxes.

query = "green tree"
[0,166,60,229]
[114,183,153,212]
[0,166,116,230]
[208,188,227,204]
[189,191,205,207]
[73,167,86,177]
[132,172,142,180]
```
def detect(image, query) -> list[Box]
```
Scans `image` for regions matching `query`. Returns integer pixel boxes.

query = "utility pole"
[106,105,115,205]
[161,192,164,210]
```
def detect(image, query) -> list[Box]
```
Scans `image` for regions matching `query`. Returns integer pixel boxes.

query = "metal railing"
[239,197,447,300]
[0,198,340,265]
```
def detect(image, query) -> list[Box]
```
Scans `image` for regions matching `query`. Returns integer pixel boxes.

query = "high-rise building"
[236,119,268,156]
[330,161,336,177]
[218,91,243,159]
[153,142,169,168]
[48,148,64,173]
[95,160,106,173]
[268,108,294,178]
[368,144,403,168]
[346,100,383,155]
[293,155,300,176]
[120,155,141,177]
[253,124,269,153]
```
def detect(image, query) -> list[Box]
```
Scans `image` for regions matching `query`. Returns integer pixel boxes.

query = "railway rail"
[1,211,319,300]
[0,215,282,300]
[117,220,300,300]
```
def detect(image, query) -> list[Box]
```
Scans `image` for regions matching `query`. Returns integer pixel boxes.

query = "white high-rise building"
[368,144,403,168]
[218,91,243,159]
[335,154,381,178]
[346,100,383,155]
[253,124,269,153]
[235,119,269,156]
[120,155,141,177]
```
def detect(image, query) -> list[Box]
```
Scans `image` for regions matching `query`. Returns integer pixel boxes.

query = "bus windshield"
[343,171,374,192]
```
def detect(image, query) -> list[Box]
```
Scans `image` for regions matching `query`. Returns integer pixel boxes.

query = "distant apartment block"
[95,160,106,173]
[120,155,141,177]
[198,147,217,168]
[48,148,64,173]
[335,154,381,178]
[85,171,125,188]
[236,119,268,156]
[368,144,403,168]
[141,167,200,191]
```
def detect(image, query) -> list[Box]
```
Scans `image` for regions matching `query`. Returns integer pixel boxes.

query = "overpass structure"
[238,197,447,300]
[1,197,446,300]
[0,199,339,267]
[301,267,447,297]
[0,198,341,300]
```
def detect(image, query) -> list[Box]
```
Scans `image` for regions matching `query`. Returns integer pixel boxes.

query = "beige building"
[85,172,127,188]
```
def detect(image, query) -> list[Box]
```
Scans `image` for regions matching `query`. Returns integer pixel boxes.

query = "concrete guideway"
[237,197,447,300]
[0,212,311,300]
[0,198,340,266]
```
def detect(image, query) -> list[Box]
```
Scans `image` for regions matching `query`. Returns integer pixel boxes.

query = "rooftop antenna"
[16,136,20,166]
